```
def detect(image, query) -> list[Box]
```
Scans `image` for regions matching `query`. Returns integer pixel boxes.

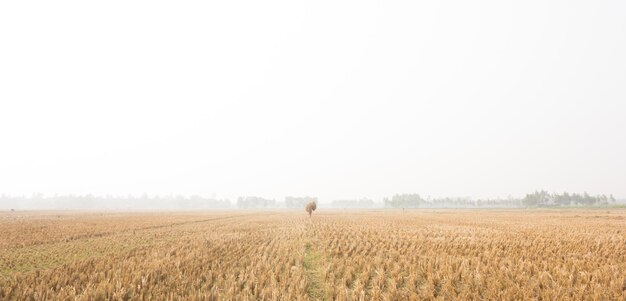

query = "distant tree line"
[1,191,620,210]
[522,190,616,207]
[0,193,231,210]
[384,191,618,208]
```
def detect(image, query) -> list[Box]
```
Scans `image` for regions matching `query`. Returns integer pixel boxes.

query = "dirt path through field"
[302,217,329,301]
[303,242,325,300]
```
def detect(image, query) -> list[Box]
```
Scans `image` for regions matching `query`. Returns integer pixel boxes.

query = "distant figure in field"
[305,201,317,217]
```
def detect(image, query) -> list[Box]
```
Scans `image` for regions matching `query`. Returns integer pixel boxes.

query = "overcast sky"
[1,0,625,202]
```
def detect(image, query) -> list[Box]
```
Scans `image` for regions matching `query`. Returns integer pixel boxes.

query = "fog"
[1,0,625,209]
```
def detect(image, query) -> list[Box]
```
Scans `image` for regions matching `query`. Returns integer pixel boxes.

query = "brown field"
[0,209,625,300]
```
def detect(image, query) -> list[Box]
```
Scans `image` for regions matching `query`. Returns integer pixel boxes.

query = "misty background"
[0,192,622,210]
[1,0,625,209]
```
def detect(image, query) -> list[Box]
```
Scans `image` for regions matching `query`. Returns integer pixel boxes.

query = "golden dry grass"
[0,209,624,300]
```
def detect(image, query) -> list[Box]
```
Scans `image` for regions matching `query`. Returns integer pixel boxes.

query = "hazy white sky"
[1,0,625,202]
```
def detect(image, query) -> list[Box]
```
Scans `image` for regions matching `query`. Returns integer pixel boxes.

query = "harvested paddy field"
[1,209,624,300]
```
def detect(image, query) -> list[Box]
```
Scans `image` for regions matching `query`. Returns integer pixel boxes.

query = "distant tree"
[599,194,609,205]
[384,194,423,208]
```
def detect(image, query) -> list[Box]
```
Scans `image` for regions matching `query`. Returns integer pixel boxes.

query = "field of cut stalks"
[0,209,624,300]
